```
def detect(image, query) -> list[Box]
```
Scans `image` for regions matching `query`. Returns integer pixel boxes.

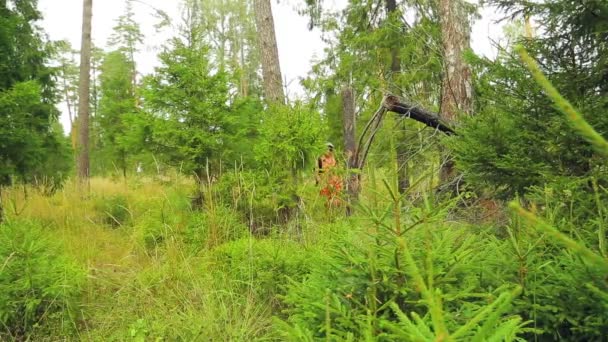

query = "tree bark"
[342,86,359,215]
[254,0,285,105]
[439,0,472,184]
[77,0,93,181]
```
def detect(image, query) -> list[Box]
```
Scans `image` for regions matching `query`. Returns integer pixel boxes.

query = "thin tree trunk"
[61,65,78,152]
[254,0,285,105]
[438,0,472,184]
[0,186,4,224]
[342,86,358,215]
[77,0,93,181]
[385,0,409,194]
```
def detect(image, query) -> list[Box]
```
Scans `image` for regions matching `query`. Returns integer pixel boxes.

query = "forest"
[0,0,607,340]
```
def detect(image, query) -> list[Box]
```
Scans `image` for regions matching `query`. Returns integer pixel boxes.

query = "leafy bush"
[0,220,84,339]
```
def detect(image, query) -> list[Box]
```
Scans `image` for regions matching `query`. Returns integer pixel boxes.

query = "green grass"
[0,167,605,340]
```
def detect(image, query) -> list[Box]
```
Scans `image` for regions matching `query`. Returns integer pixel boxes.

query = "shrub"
[214,170,293,230]
[276,196,525,340]
[498,181,608,341]
[0,220,85,339]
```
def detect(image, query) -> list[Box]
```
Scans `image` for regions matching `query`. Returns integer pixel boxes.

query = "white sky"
[37,0,507,132]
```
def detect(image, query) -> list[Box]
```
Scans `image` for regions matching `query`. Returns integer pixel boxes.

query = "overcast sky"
[37,0,507,132]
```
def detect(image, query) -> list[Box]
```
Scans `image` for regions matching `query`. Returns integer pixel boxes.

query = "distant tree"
[89,45,106,152]
[199,0,262,98]
[108,0,143,92]
[142,12,233,181]
[53,40,79,150]
[95,51,139,177]
[253,0,284,105]
[0,0,71,220]
[77,0,93,181]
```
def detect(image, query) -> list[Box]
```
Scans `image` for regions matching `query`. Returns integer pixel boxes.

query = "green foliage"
[277,192,525,340]
[254,103,326,179]
[454,0,608,199]
[502,185,608,340]
[210,238,312,307]
[94,194,132,227]
[183,205,249,253]
[500,65,608,339]
[0,1,67,188]
[215,170,288,228]
[0,80,69,186]
[210,104,325,226]
[517,46,608,158]
[94,50,142,176]
[0,220,84,339]
[451,108,546,198]
[143,35,233,179]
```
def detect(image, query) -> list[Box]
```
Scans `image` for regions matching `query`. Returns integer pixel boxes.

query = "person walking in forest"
[317,143,342,207]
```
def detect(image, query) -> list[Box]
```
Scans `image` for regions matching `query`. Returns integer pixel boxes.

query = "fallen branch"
[383,95,456,135]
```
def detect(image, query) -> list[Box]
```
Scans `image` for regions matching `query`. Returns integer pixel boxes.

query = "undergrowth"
[0,141,605,341]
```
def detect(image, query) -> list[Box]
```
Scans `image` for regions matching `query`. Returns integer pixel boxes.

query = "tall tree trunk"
[253,0,285,105]
[438,0,472,184]
[342,86,358,215]
[385,0,409,194]
[77,0,93,181]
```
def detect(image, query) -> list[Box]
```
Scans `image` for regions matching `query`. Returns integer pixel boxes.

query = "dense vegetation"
[0,0,606,340]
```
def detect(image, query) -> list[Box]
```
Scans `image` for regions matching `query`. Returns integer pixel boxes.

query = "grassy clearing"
[1,168,606,341]
[0,174,335,340]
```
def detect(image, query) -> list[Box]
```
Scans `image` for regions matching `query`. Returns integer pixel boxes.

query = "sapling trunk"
[0,186,4,224]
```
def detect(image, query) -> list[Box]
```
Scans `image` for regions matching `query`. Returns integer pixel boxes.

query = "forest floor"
[2,175,362,340]
[2,173,606,341]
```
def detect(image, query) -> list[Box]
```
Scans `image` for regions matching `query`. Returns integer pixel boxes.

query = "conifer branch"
[516,46,608,158]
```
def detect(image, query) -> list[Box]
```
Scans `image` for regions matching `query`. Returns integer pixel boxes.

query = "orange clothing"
[319,153,337,170]
[318,152,342,206]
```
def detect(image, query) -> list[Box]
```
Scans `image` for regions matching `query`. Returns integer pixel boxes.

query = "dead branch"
[383,95,456,135]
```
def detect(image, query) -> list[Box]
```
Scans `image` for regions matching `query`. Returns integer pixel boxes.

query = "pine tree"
[108,0,143,92]
[453,0,608,198]
[253,0,284,105]
[95,51,138,177]
[438,0,474,184]
[143,10,233,181]
[77,0,93,181]
[0,0,70,220]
